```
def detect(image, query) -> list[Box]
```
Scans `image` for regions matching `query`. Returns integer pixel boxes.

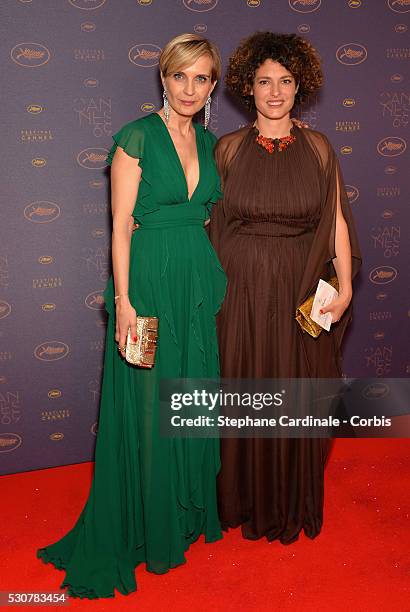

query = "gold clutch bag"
[295,276,339,338]
[125,316,158,368]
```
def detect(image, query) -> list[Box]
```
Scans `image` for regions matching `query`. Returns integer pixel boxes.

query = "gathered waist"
[237,219,317,237]
[135,219,206,231]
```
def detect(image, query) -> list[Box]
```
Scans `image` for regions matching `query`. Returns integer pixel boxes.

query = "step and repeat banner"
[1,0,408,474]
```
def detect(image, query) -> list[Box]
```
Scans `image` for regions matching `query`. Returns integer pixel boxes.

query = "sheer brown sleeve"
[296,129,362,364]
[208,128,251,253]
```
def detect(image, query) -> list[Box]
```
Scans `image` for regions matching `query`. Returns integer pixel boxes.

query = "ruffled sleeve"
[206,174,223,214]
[106,120,145,166]
[205,130,223,217]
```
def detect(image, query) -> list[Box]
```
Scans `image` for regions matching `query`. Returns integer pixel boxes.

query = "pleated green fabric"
[37,113,227,599]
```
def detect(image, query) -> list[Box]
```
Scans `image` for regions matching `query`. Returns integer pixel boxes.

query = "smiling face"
[162,53,216,119]
[251,59,298,122]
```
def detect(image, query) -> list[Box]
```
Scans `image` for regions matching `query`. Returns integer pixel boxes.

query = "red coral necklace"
[254,124,296,153]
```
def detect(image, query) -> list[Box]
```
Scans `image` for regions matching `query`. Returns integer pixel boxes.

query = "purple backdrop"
[1,0,408,475]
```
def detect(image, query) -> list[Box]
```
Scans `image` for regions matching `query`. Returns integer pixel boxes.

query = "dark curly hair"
[225,31,323,110]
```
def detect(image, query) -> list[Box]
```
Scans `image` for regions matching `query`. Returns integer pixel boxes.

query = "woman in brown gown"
[210,32,362,544]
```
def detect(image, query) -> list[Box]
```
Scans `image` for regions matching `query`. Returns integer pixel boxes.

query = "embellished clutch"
[295,276,339,338]
[125,316,158,368]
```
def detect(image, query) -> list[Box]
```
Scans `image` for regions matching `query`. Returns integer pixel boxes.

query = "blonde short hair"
[160,33,221,82]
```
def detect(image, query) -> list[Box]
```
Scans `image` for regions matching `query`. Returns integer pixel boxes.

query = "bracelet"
[114,294,128,301]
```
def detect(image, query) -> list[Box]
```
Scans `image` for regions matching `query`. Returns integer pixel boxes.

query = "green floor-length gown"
[36,112,227,599]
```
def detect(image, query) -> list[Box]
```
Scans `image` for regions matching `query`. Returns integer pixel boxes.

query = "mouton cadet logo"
[0,434,22,453]
[68,0,106,9]
[183,0,218,11]
[24,201,61,223]
[387,0,410,13]
[377,137,406,157]
[336,43,368,65]
[289,0,321,13]
[11,43,50,67]
[129,44,162,68]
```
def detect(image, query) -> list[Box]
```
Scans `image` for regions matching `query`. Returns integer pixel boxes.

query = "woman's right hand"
[115,296,138,358]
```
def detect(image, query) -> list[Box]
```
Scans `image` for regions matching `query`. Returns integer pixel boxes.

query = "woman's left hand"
[319,292,352,324]
[128,215,139,232]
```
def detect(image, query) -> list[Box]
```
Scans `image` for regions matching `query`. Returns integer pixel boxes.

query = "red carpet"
[1,439,409,611]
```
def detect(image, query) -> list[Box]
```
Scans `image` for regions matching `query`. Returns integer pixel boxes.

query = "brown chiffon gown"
[209,124,361,544]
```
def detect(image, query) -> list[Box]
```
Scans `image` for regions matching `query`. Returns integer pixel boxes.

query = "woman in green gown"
[37,34,226,599]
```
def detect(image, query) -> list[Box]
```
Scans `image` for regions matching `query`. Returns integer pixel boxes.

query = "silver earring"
[163,89,170,123]
[204,96,211,130]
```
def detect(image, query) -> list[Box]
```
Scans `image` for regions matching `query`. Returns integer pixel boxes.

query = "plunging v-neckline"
[154,112,201,202]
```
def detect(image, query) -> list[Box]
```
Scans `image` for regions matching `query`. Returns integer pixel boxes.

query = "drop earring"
[163,89,170,123]
[204,96,211,130]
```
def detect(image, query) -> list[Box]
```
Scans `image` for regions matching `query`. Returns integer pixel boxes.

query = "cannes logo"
[343,98,356,108]
[24,201,61,223]
[336,43,367,65]
[183,0,218,11]
[50,432,64,441]
[11,43,50,67]
[362,382,389,400]
[42,303,56,311]
[91,228,105,237]
[340,145,352,155]
[388,0,410,13]
[0,301,11,320]
[27,104,44,114]
[69,0,106,10]
[89,179,104,188]
[348,0,361,7]
[369,266,398,285]
[77,147,109,169]
[85,290,105,310]
[373,331,385,340]
[289,0,321,13]
[81,22,97,32]
[376,292,388,300]
[395,23,408,32]
[34,341,69,361]
[247,0,261,6]
[129,44,162,67]
[83,77,99,87]
[0,434,22,453]
[91,422,98,436]
[48,389,62,398]
[141,102,155,112]
[345,185,359,203]
[194,24,208,33]
[297,24,311,33]
[38,255,54,264]
[384,165,397,174]
[32,158,46,167]
[377,137,406,157]
[382,210,394,219]
[138,0,153,4]
[390,73,403,82]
